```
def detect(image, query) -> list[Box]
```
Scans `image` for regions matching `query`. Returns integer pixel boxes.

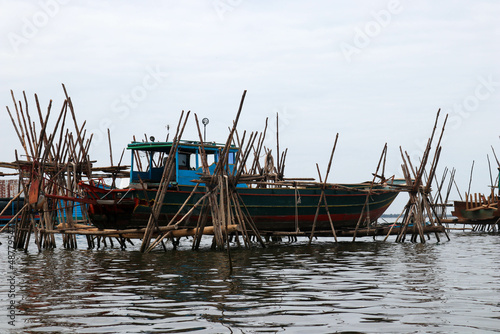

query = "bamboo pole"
[11,91,32,160]
[193,204,210,250]
[232,130,247,177]
[140,110,191,252]
[294,182,299,232]
[34,94,53,160]
[467,160,475,197]
[22,91,37,159]
[224,175,233,272]
[234,191,266,247]
[352,143,387,241]
[107,128,114,167]
[309,134,339,244]
[18,95,37,160]
[6,106,30,161]
[144,185,209,253]
[276,112,280,175]
[250,119,268,175]
[214,90,247,177]
[0,202,27,234]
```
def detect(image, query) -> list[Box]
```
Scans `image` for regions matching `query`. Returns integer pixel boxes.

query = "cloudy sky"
[1,1,499,212]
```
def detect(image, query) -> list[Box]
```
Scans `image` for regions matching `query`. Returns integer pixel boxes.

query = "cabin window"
[178,153,191,170]
[228,152,235,164]
[130,150,166,183]
[206,152,216,166]
[133,151,154,172]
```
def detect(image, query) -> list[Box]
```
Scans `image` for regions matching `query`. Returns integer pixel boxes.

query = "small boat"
[0,197,27,228]
[451,200,499,222]
[450,167,499,224]
[75,140,401,232]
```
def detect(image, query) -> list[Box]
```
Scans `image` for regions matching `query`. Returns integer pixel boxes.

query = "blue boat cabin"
[127,141,243,187]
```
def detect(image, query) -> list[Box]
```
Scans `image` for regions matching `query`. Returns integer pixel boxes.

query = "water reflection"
[1,233,499,333]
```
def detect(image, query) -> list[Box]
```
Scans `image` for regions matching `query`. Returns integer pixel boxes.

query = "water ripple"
[1,233,500,333]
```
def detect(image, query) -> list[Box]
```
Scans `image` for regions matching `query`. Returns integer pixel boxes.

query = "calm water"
[1,231,499,333]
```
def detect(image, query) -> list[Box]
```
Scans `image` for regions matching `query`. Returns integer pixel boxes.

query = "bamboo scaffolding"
[2,85,126,250]
[2,86,454,253]
[140,92,264,253]
[384,109,449,244]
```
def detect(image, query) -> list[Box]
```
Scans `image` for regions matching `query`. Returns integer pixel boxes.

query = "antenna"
[202,118,209,142]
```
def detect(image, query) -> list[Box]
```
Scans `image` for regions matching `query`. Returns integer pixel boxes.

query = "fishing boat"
[74,140,402,232]
[0,197,27,228]
[450,199,499,223]
[450,167,500,224]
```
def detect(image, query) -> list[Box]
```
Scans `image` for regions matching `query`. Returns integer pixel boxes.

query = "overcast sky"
[1,1,499,212]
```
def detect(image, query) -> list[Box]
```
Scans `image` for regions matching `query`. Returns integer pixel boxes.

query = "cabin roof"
[127,140,238,153]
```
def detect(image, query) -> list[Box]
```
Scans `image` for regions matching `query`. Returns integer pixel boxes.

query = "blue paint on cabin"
[0,198,43,227]
[127,141,246,187]
[56,200,84,222]
[0,198,22,223]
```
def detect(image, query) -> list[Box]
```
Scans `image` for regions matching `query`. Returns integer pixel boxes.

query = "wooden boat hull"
[451,199,499,223]
[83,184,399,232]
[0,198,27,227]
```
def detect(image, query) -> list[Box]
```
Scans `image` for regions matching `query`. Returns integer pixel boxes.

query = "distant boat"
[450,167,499,224]
[1,195,86,229]
[0,197,25,227]
[73,140,402,232]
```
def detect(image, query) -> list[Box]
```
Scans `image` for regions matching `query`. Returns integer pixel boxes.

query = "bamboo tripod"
[384,109,450,243]
[308,133,339,244]
[4,85,129,251]
[141,91,265,253]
